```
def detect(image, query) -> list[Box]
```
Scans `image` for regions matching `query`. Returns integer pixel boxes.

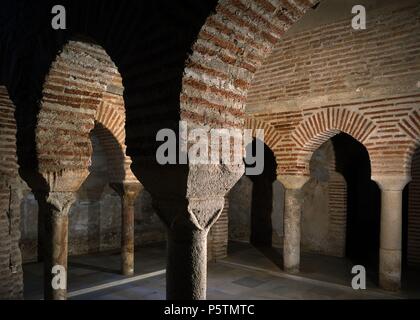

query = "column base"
[121,266,134,277]
[379,248,401,291]
[284,266,299,274]
[167,229,208,300]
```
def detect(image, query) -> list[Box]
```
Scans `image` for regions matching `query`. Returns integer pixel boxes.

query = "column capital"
[155,196,224,233]
[41,169,90,192]
[371,175,411,191]
[34,191,77,217]
[277,175,310,190]
[110,182,143,205]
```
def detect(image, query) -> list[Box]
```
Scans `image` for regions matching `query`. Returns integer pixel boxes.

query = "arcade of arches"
[0,0,419,300]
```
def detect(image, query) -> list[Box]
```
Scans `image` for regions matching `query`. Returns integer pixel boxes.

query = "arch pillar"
[131,162,243,300]
[277,175,310,274]
[372,175,411,291]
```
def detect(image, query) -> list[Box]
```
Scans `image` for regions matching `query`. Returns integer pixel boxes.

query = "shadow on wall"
[302,140,336,255]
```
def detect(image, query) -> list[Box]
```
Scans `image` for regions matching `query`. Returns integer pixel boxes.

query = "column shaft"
[121,196,135,276]
[277,175,309,274]
[44,212,68,300]
[373,175,410,291]
[110,182,142,276]
[36,191,75,300]
[379,189,403,291]
[155,196,224,300]
[167,228,208,300]
[283,188,302,273]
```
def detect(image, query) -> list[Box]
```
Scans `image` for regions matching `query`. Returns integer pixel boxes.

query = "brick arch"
[290,109,376,175]
[180,0,319,129]
[399,109,420,175]
[90,123,125,183]
[94,105,137,184]
[245,116,282,167]
[35,40,135,184]
[95,104,126,145]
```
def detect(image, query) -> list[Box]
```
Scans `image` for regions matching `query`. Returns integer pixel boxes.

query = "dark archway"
[247,139,278,247]
[332,133,381,276]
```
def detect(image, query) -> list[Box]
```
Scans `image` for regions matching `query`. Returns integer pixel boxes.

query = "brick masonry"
[37,40,137,184]
[180,0,319,146]
[245,4,420,264]
[326,147,347,257]
[246,4,420,177]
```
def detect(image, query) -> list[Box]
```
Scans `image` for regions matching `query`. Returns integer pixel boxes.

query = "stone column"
[35,191,76,300]
[277,175,309,274]
[130,150,243,300]
[372,175,411,291]
[157,197,224,300]
[110,182,142,276]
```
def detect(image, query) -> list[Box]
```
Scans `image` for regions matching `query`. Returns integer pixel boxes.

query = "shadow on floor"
[22,241,419,300]
[68,261,120,275]
[228,241,381,289]
[253,245,283,270]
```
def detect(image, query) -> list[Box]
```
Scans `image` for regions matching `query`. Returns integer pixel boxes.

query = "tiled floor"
[23,241,420,300]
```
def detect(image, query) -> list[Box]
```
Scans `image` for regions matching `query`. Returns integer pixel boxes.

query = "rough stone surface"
[283,188,304,273]
[228,176,253,242]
